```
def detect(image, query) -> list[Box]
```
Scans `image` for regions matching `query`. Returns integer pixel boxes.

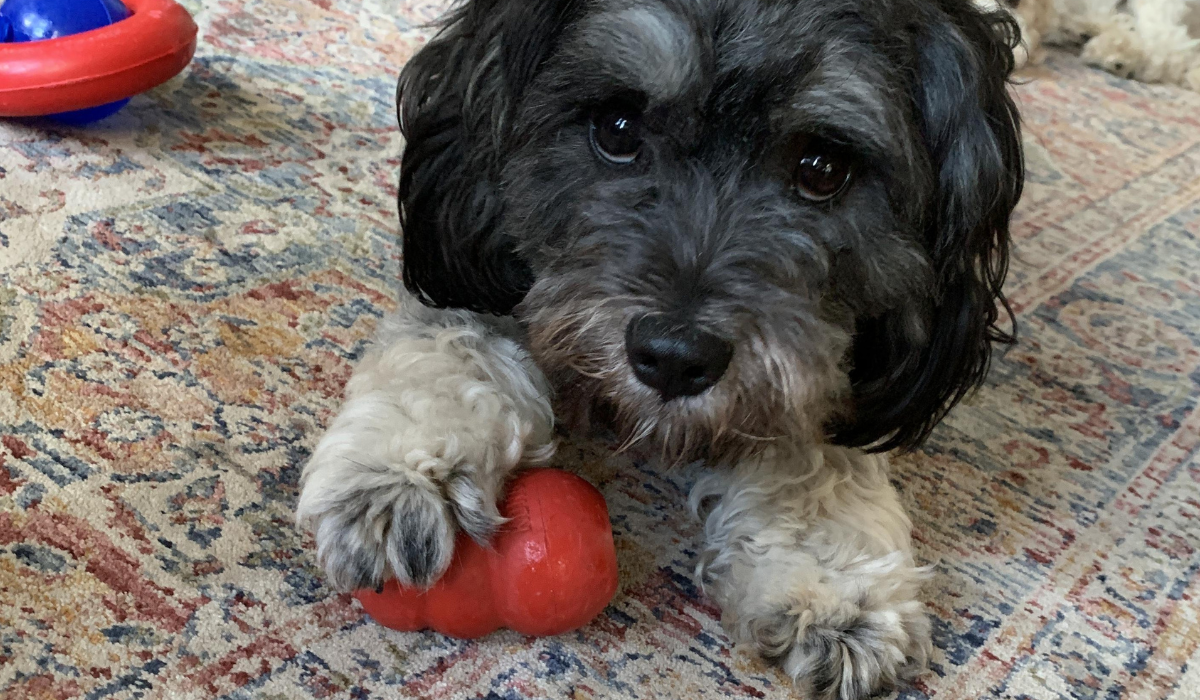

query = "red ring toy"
[0,0,197,117]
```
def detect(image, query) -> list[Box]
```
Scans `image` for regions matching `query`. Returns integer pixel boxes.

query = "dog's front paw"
[706,551,929,700]
[694,448,931,699]
[752,565,930,700]
[296,379,548,592]
[313,468,455,590]
[304,461,503,591]
[296,299,556,592]
[295,377,546,592]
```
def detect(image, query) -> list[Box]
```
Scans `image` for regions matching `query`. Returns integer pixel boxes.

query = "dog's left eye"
[590,107,643,164]
[792,140,853,202]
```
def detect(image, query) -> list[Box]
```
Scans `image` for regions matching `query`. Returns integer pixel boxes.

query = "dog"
[984,0,1200,90]
[296,1,1024,697]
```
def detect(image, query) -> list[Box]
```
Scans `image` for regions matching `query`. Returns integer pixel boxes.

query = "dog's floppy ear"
[836,3,1023,451]
[397,0,578,314]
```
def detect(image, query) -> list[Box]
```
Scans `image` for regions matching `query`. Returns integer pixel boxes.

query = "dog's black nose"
[625,315,733,401]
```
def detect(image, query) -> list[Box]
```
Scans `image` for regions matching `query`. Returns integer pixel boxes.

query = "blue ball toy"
[0,0,132,123]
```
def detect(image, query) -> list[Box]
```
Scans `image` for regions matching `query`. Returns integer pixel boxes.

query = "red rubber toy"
[0,0,197,118]
[355,469,618,638]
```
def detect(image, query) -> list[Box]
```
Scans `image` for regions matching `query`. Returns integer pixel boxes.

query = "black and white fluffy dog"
[298,0,1023,697]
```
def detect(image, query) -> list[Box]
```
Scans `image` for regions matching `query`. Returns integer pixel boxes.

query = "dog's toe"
[445,468,506,544]
[385,484,457,587]
[313,497,392,591]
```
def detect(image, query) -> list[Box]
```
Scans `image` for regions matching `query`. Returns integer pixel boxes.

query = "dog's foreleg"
[297,293,554,591]
[693,445,931,700]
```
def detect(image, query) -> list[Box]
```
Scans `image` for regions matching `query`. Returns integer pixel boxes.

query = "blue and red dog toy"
[0,0,197,124]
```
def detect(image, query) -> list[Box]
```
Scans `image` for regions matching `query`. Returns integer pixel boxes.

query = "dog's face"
[398,0,1022,460]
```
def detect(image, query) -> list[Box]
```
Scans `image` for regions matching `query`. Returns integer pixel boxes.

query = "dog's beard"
[519,290,853,465]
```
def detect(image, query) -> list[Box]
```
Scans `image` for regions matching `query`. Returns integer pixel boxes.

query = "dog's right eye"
[791,137,853,202]
[590,108,643,164]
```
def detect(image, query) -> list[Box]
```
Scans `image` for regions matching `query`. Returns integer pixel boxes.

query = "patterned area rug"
[3,1,1200,698]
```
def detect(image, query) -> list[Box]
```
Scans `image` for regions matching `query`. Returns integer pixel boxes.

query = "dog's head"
[398,0,1022,460]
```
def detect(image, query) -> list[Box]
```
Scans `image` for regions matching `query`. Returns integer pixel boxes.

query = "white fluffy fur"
[298,295,930,698]
[984,0,1200,89]
[692,446,930,700]
[296,294,555,589]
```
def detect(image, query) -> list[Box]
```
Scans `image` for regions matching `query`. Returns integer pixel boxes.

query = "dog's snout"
[625,315,732,401]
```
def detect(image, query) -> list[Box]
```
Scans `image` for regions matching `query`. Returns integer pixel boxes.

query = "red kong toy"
[355,469,619,638]
[0,0,197,121]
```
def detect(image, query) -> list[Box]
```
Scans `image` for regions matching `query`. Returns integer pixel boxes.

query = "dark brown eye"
[590,107,643,164]
[793,145,852,201]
